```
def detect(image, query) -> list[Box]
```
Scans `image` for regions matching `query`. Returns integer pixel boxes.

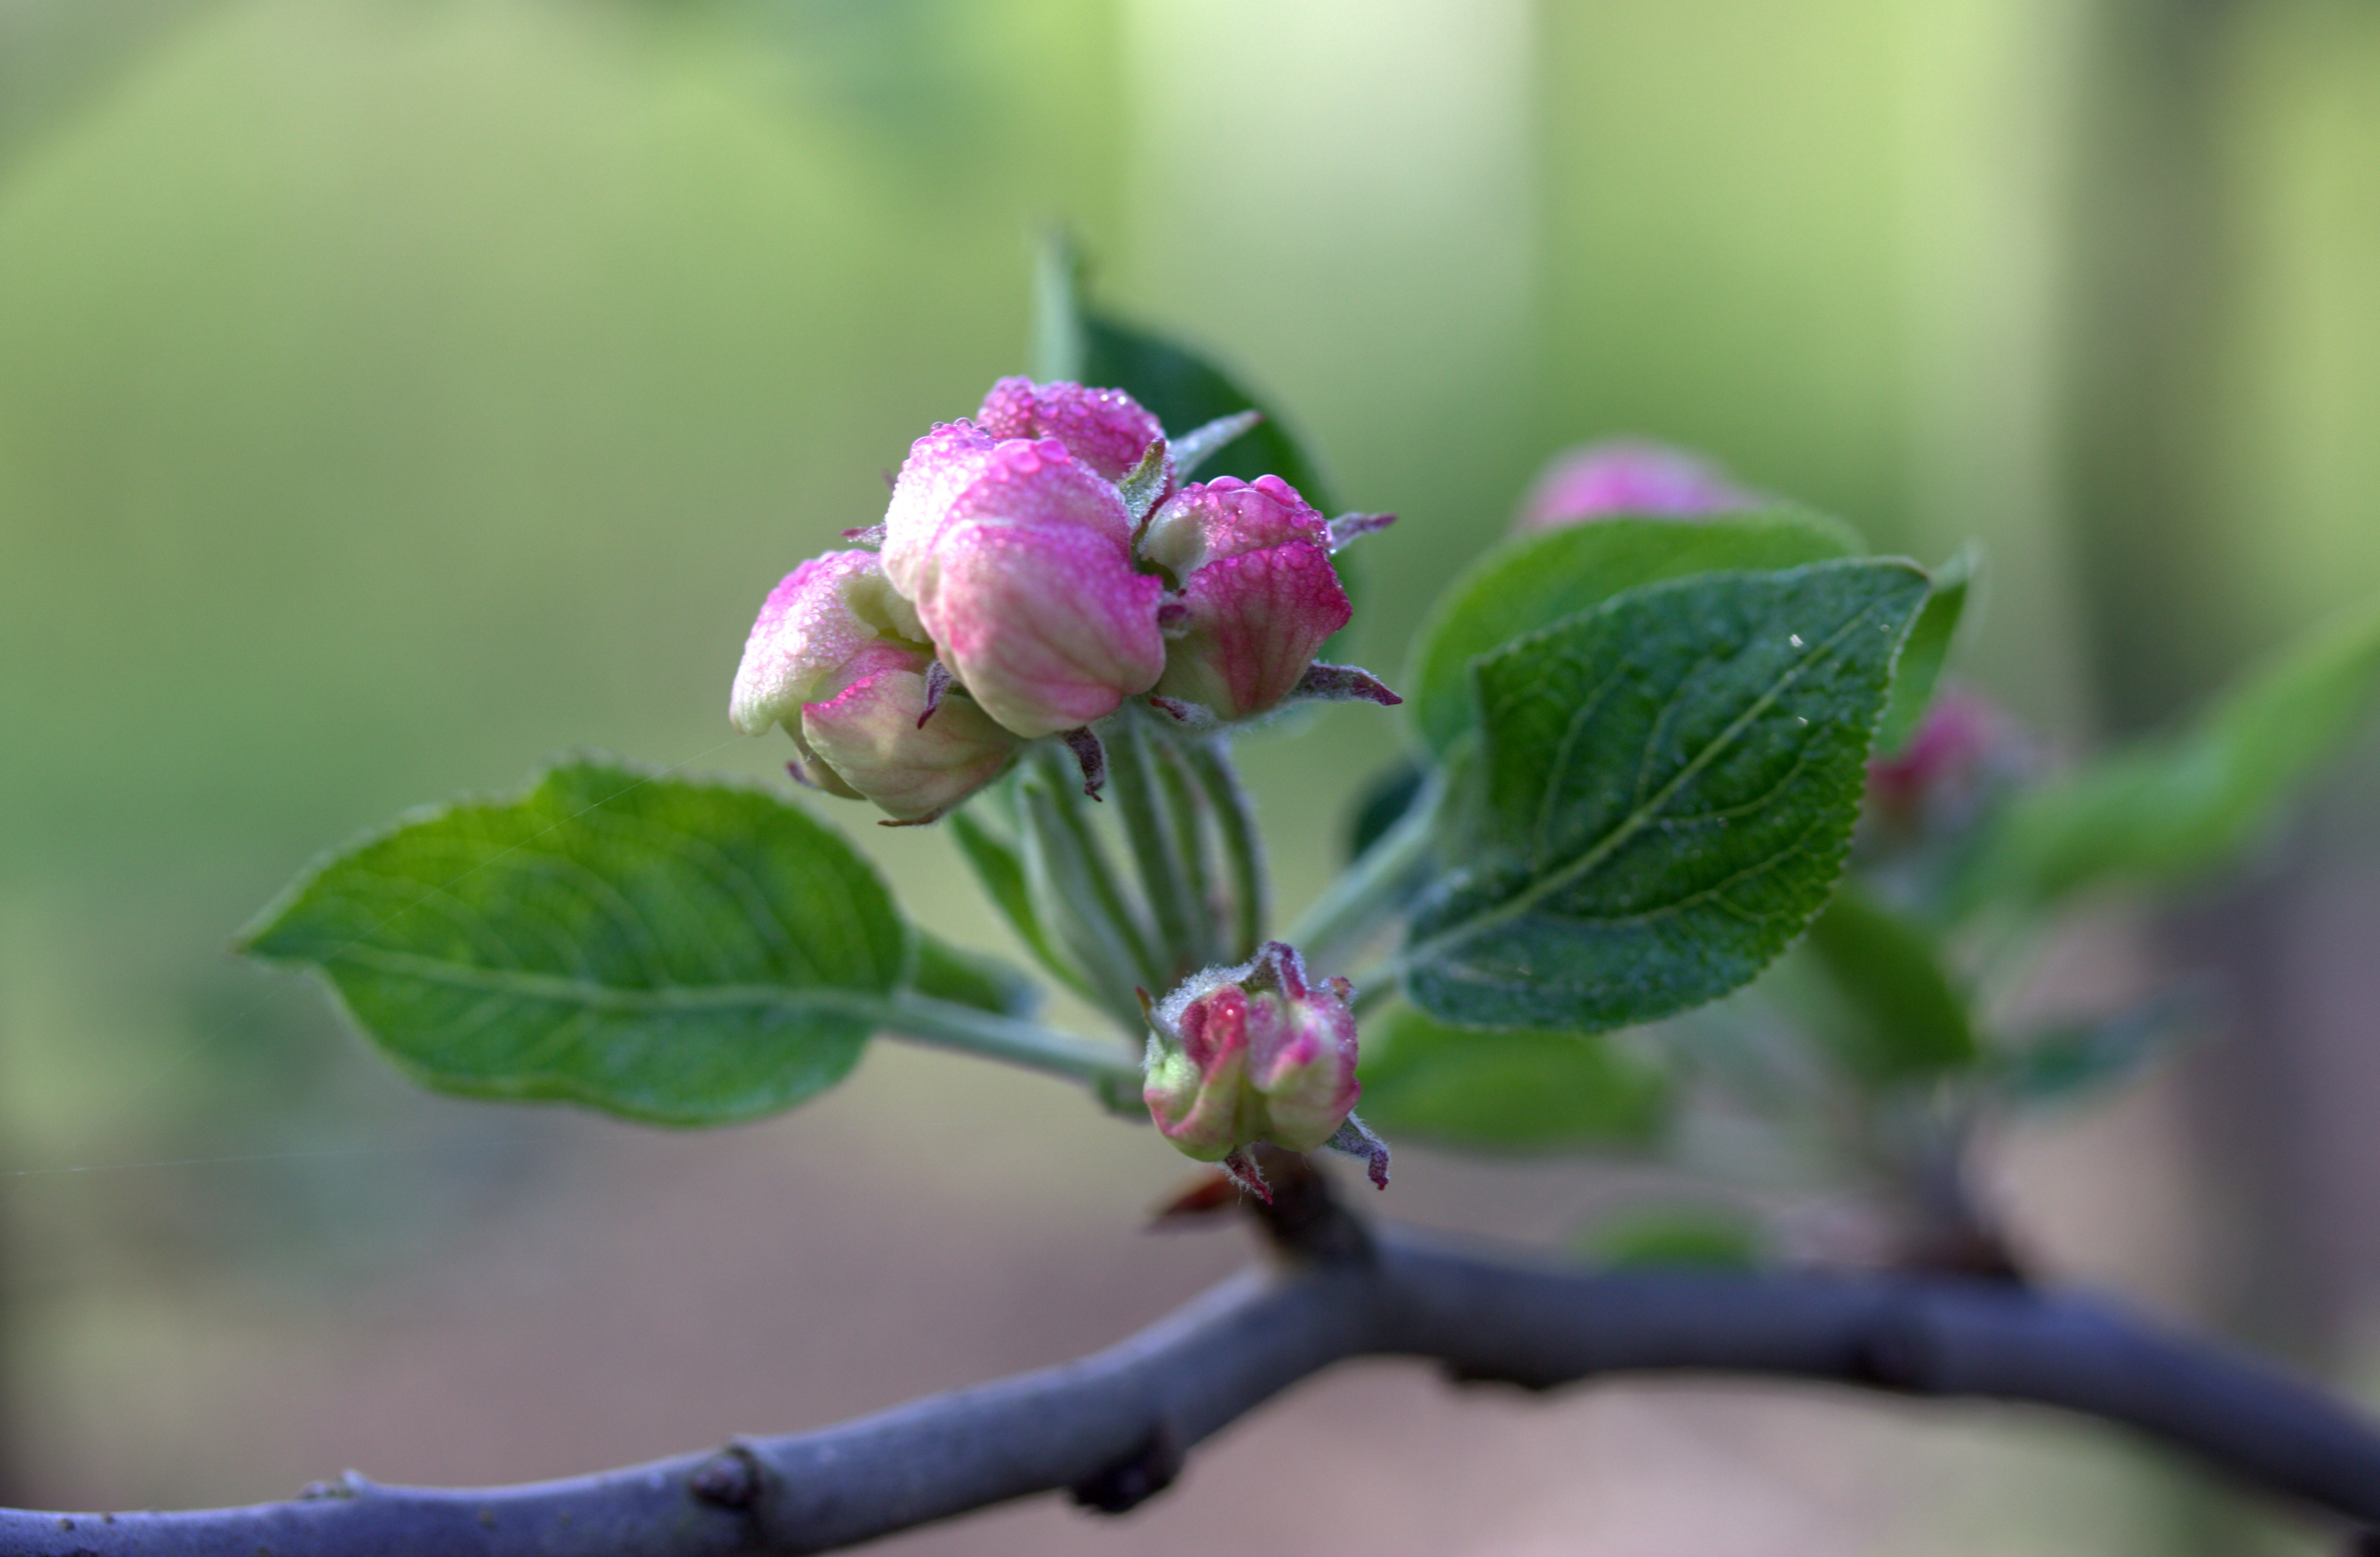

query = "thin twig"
[8,1220,2377,1556]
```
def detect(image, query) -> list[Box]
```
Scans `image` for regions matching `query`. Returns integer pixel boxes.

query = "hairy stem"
[1182,738,1268,961]
[1016,752,1163,1029]
[1287,766,1444,974]
[878,991,1141,1093]
[1105,714,1209,984]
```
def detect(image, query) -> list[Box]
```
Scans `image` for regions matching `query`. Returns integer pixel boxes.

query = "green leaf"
[1577,1206,1762,1270]
[1355,1005,1670,1153]
[1872,544,1977,756]
[239,760,905,1125]
[1953,594,2380,916]
[912,932,1042,1020]
[1404,560,1932,1032]
[1799,882,1978,1085]
[1405,510,1865,757]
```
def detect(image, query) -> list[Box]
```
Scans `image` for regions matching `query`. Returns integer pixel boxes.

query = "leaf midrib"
[1407,589,1892,968]
[327,945,890,1018]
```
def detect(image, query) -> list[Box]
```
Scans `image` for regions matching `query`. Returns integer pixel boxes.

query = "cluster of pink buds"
[731,378,1399,822]
[1142,941,1389,1200]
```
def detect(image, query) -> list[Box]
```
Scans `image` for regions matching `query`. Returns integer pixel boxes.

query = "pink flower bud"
[1144,942,1361,1160]
[1865,688,2028,839]
[882,426,1165,739]
[1513,441,1752,533]
[800,644,1020,824]
[976,377,1170,488]
[728,551,924,738]
[729,549,1017,821]
[1139,476,1351,722]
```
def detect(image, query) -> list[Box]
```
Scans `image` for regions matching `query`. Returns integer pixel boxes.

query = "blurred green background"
[3,0,2379,1550]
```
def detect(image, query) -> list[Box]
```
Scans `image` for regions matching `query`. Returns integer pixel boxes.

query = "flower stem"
[1286,768,1444,975]
[1017,749,1165,1030]
[1182,737,1269,961]
[1106,713,1210,983]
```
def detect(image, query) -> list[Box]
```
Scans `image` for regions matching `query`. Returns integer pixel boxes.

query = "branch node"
[1243,1144,1373,1266]
[1069,1418,1183,1514]
[1851,1307,1938,1395]
[688,1444,765,1511]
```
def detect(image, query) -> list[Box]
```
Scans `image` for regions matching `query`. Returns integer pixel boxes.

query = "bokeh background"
[3,0,2379,1551]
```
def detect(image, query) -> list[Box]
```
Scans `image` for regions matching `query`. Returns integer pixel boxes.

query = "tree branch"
[7,1222,2379,1556]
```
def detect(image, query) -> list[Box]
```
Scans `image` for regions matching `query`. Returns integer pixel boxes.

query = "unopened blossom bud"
[881,424,1165,739]
[1513,440,1752,533]
[729,550,1018,823]
[1144,942,1362,1163]
[1864,688,2028,841]
[976,377,1170,489]
[1140,476,1351,722]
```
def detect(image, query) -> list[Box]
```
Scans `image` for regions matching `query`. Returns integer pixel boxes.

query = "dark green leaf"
[1872,544,1977,756]
[240,760,904,1125]
[1346,758,1428,864]
[1356,1005,1670,1153]
[1800,883,1978,1085]
[1578,1206,1762,1270]
[1953,594,2380,915]
[1405,561,1932,1032]
[912,932,1043,1020]
[1035,231,1339,513]
[1405,511,1864,756]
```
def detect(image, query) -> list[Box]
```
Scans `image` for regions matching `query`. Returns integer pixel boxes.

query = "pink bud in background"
[882,427,1166,739]
[976,377,1170,488]
[1513,440,1752,533]
[729,549,1017,822]
[1144,942,1362,1161]
[1139,476,1351,722]
[1865,688,2027,839]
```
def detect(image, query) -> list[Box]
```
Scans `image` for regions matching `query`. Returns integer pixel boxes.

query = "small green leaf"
[912,933,1043,1020]
[1993,988,2208,1109]
[1405,511,1865,756]
[1799,883,1978,1085]
[1356,1005,1670,1152]
[1953,594,2380,916]
[1873,545,1978,756]
[240,760,904,1125]
[1578,1206,1762,1270]
[1405,561,1932,1032]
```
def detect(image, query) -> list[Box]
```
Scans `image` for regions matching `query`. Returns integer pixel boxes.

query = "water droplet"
[1789,634,1805,648]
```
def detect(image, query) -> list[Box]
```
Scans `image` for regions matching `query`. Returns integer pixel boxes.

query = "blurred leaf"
[1994,988,2210,1110]
[240,760,904,1125]
[1872,544,1977,756]
[1405,561,1930,1032]
[913,932,1042,1020]
[1953,594,2380,916]
[1578,1206,1762,1270]
[1405,510,1864,756]
[1356,1005,1670,1152]
[1346,758,1428,864]
[1034,232,1339,512]
[1800,883,1978,1085]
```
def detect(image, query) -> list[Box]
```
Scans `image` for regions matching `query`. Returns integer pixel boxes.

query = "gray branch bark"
[7,1223,2379,1556]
